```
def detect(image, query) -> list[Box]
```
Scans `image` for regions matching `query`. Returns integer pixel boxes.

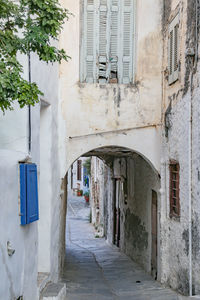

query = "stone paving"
[62,195,189,300]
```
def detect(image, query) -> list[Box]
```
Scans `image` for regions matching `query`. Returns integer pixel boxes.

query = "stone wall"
[161,0,200,295]
[90,154,160,276]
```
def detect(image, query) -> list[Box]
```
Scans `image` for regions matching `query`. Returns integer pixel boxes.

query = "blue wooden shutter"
[26,164,39,224]
[20,164,27,225]
[20,163,39,225]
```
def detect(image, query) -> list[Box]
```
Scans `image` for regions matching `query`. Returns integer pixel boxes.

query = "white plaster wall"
[0,105,29,153]
[38,104,52,273]
[0,150,38,300]
[0,54,29,153]
[31,52,67,283]
[0,50,41,299]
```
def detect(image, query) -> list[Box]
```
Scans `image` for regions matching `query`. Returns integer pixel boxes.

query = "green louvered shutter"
[109,0,119,83]
[121,0,134,84]
[168,13,179,84]
[81,0,135,84]
[84,0,96,83]
[97,0,109,83]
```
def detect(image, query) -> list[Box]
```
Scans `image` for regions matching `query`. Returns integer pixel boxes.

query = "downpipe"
[28,53,31,154]
[189,0,198,296]
[188,72,192,297]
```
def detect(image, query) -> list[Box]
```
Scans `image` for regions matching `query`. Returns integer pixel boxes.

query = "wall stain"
[182,229,189,256]
[113,87,121,108]
[125,208,148,252]
[177,268,189,295]
[182,214,200,259]
[192,214,200,259]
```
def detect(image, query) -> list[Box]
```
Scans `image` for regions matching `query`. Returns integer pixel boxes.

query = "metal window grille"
[169,161,180,217]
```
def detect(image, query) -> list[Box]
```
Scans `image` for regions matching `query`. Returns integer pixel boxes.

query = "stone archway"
[65,126,161,174]
[64,143,161,281]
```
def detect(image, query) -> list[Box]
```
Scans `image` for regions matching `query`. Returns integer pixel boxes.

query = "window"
[169,161,180,218]
[20,163,39,225]
[77,160,82,181]
[168,13,179,84]
[80,0,135,84]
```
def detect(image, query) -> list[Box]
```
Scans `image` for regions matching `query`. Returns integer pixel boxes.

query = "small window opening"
[98,62,108,83]
[169,161,180,218]
[77,160,82,181]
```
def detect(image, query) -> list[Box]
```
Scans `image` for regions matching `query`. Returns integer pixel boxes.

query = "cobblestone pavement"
[62,195,189,300]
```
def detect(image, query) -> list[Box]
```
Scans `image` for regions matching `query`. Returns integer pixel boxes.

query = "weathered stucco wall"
[59,0,162,173]
[161,0,200,295]
[191,65,200,294]
[122,156,160,274]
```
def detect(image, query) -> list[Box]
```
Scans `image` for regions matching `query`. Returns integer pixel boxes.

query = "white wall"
[0,150,38,300]
[0,50,40,299]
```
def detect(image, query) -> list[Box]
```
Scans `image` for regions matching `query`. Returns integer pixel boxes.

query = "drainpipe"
[189,1,198,296]
[28,53,31,153]
[188,71,192,297]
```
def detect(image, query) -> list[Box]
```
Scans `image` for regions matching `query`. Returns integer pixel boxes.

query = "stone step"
[41,282,66,300]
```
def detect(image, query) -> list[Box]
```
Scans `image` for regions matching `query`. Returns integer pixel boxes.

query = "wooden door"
[151,190,158,279]
[113,179,120,247]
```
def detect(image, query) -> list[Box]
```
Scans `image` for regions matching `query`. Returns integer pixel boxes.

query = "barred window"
[169,161,180,218]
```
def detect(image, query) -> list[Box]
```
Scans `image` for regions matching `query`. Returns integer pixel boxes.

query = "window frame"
[169,160,180,219]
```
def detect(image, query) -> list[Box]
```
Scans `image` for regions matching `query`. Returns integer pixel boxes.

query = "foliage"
[83,158,91,176]
[0,0,70,112]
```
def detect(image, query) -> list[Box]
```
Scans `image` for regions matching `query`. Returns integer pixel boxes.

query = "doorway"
[113,179,121,247]
[151,190,158,280]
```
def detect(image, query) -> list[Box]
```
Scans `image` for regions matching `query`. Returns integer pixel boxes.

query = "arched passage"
[65,126,161,174]
[64,144,161,282]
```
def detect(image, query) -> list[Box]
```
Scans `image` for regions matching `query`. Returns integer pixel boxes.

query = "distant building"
[68,157,90,197]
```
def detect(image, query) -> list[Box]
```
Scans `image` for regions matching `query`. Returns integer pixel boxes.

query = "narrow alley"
[63,196,184,300]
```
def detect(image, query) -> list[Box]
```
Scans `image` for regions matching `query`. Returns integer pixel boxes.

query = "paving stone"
[62,195,190,300]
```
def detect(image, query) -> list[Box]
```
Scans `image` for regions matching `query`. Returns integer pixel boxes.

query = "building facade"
[161,0,200,296]
[0,0,200,299]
